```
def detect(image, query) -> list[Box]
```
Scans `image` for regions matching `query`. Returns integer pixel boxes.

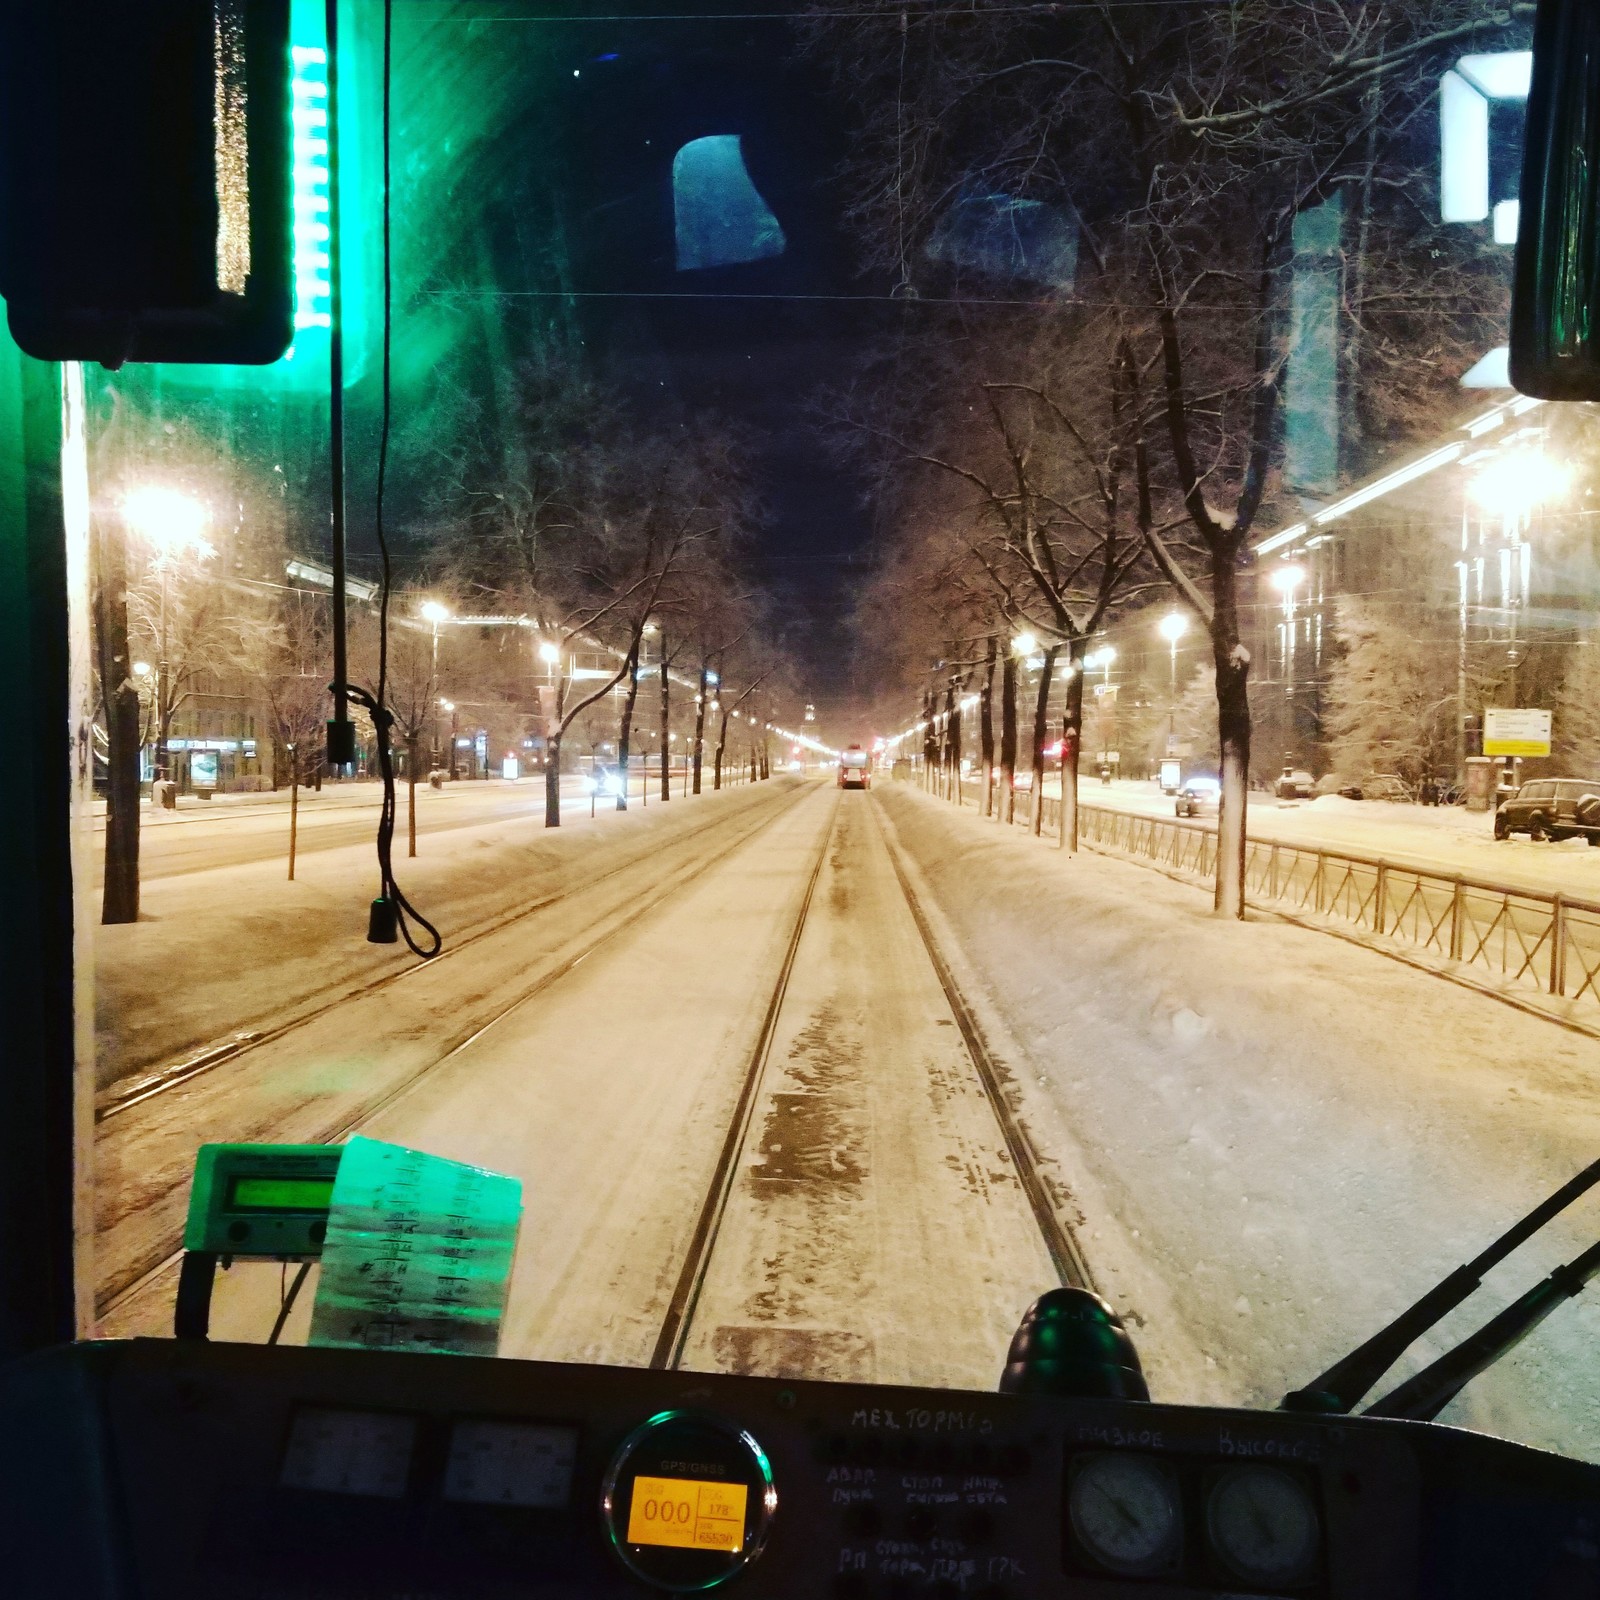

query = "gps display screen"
[625,1476,748,1552]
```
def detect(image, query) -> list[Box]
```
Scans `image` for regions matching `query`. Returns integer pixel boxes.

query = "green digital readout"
[227,1176,337,1213]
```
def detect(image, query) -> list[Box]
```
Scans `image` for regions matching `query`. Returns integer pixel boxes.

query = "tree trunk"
[406,734,419,857]
[288,751,300,881]
[658,642,671,801]
[1059,642,1085,852]
[616,644,641,812]
[979,639,996,818]
[692,664,708,793]
[999,651,1018,824]
[714,711,729,790]
[545,730,563,826]
[1211,561,1251,918]
[94,518,141,924]
[948,680,963,804]
[1029,647,1058,836]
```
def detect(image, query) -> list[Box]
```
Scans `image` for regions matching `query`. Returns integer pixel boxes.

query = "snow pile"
[878,784,1600,1464]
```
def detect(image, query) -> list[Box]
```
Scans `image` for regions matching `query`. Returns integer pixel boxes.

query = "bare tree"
[808,0,1529,911]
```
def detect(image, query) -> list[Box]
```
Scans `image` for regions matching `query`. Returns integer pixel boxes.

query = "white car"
[1175,777,1220,818]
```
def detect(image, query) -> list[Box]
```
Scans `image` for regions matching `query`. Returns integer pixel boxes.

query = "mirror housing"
[1511,0,1600,399]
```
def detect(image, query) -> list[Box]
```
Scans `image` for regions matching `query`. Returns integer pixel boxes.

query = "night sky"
[423,2,901,712]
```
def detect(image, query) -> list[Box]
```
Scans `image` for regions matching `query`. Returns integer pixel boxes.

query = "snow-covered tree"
[1554,642,1600,777]
[1323,600,1462,792]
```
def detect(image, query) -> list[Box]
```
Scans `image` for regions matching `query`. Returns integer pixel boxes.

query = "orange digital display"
[626,1475,748,1552]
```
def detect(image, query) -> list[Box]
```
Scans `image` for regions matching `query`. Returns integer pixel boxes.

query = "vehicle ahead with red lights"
[838,745,871,789]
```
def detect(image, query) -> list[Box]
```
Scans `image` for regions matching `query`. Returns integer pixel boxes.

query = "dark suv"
[1494,778,1600,843]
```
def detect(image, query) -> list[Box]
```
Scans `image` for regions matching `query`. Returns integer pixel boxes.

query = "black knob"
[843,1503,882,1538]
[998,1288,1150,1401]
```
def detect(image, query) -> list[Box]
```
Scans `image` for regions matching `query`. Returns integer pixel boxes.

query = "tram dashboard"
[1,1339,1596,1599]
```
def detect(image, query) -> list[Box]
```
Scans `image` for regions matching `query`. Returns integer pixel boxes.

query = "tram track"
[652,788,1092,1376]
[98,786,802,1122]
[96,783,815,1323]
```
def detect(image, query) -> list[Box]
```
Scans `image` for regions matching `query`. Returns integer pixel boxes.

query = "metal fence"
[934,770,1600,1013]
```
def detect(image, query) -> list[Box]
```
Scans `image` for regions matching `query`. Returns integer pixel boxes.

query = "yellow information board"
[627,1476,747,1552]
[1483,708,1552,758]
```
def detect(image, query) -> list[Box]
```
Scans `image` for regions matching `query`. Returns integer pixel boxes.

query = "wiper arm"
[1280,1157,1600,1415]
[1363,1236,1600,1423]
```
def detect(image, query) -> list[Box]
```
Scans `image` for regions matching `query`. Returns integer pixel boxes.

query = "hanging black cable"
[332,0,439,958]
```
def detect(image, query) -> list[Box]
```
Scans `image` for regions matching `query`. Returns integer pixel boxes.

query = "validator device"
[183,1143,344,1259]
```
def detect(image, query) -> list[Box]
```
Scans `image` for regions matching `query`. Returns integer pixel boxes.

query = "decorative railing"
[931,770,1600,1011]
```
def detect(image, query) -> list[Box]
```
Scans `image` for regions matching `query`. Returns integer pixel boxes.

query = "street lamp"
[1011,631,1038,657]
[123,486,212,788]
[1157,611,1188,735]
[538,640,561,665]
[440,698,457,780]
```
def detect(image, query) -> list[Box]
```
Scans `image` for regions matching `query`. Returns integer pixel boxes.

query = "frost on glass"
[672,135,786,272]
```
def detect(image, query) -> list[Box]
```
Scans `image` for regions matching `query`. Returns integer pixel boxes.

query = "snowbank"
[878,783,1600,1464]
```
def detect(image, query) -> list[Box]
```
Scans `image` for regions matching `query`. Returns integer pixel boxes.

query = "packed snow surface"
[879,782,1600,1464]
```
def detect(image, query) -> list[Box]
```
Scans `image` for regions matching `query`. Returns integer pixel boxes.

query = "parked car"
[1175,776,1221,818]
[1338,773,1412,802]
[1274,765,1315,800]
[1011,768,1034,792]
[1494,778,1600,843]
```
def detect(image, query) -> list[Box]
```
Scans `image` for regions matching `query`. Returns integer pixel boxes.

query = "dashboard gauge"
[1068,1452,1182,1576]
[601,1411,775,1591]
[1206,1463,1320,1586]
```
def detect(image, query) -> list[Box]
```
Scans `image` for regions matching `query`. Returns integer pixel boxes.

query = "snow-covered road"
[102,782,1059,1399]
[98,775,1599,1471]
[90,773,693,879]
[879,783,1600,1465]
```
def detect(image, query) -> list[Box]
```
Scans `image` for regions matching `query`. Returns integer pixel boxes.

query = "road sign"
[1483,707,1552,757]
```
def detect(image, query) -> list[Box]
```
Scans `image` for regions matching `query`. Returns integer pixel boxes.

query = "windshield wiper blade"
[1363,1236,1600,1423]
[1280,1157,1600,1415]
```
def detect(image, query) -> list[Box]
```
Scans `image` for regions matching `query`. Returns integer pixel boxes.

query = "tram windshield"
[62,0,1598,1470]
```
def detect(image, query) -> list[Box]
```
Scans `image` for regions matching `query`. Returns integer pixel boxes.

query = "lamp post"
[1270,564,1305,767]
[1158,611,1188,739]
[440,698,457,781]
[123,486,212,791]
[421,602,449,771]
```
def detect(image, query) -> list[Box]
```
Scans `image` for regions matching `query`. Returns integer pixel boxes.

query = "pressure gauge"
[601,1411,776,1592]
[1067,1452,1182,1577]
[1205,1463,1320,1587]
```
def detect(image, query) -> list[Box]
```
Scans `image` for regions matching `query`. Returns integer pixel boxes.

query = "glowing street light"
[123,486,212,787]
[419,600,450,624]
[123,485,212,560]
[1011,631,1038,657]
[1158,611,1188,644]
[1270,563,1305,597]
[538,640,561,665]
[132,661,151,678]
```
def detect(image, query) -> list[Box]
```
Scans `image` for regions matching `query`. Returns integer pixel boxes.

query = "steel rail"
[872,799,1096,1294]
[95,783,816,1323]
[98,787,798,1121]
[651,790,841,1370]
